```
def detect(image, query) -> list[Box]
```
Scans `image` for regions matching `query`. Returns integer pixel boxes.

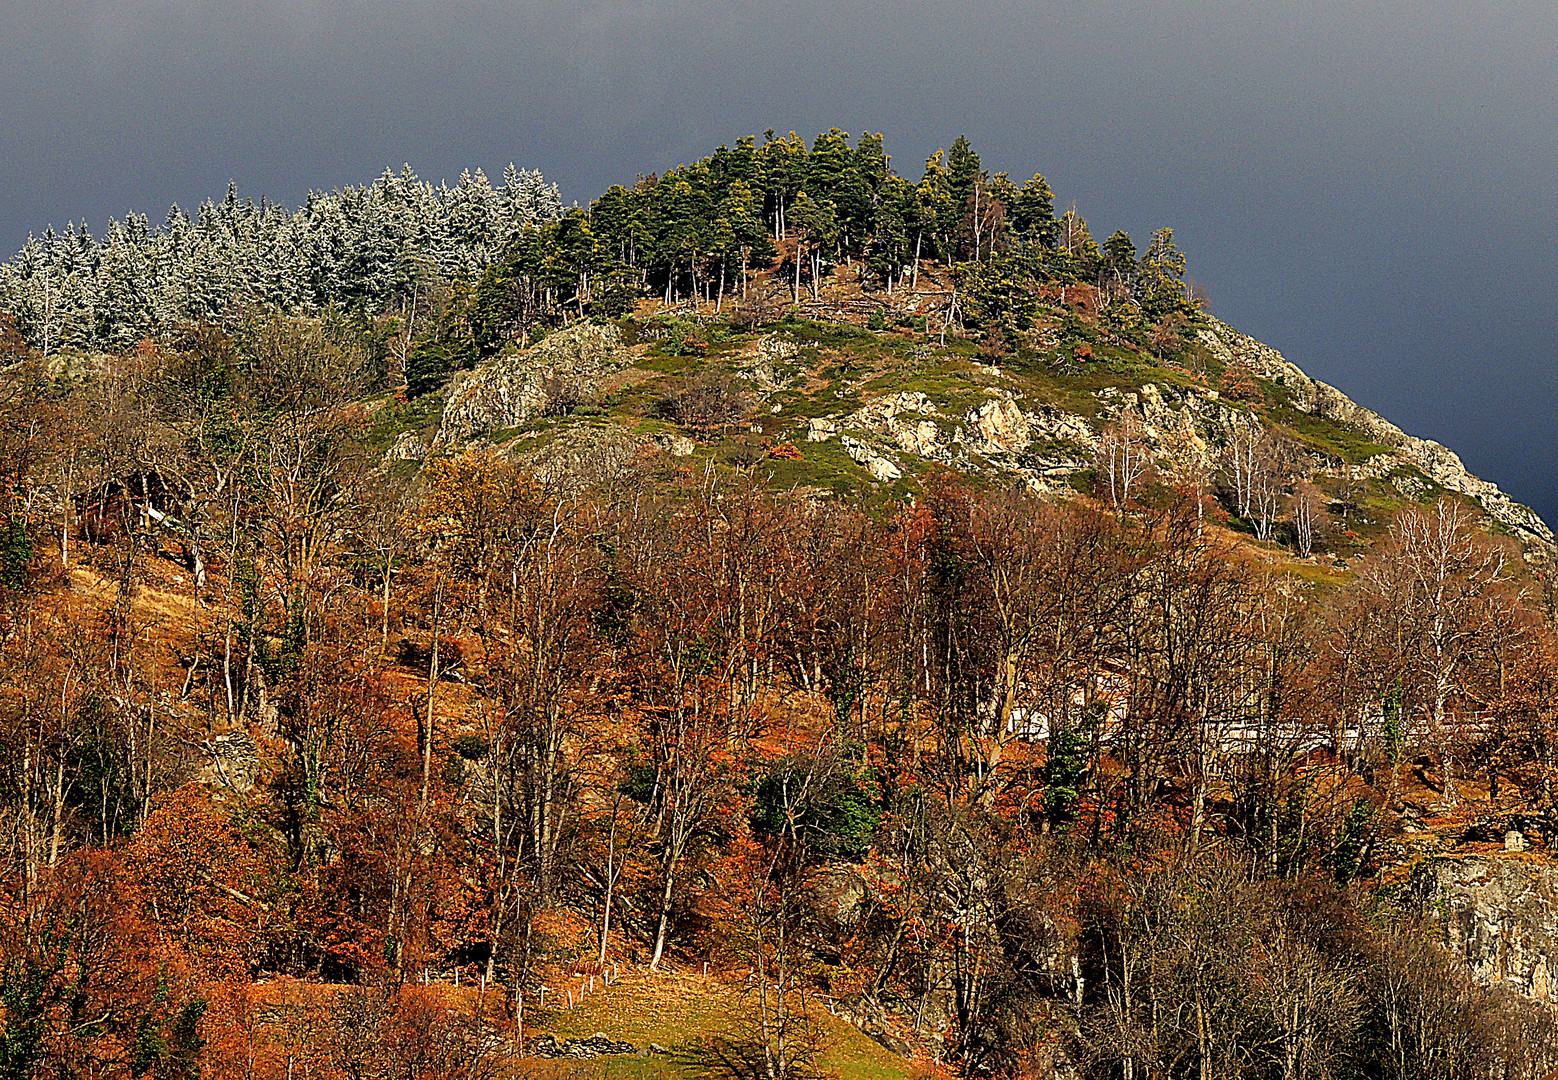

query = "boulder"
[200,730,261,793]
[962,396,1030,455]
[811,866,870,932]
[383,429,430,463]
[436,323,631,448]
[504,422,644,489]
[652,431,696,457]
[528,1031,639,1058]
[840,435,902,482]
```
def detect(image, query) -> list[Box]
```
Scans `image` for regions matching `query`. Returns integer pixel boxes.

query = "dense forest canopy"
[0,131,1552,1080]
[0,164,561,352]
[0,131,1197,389]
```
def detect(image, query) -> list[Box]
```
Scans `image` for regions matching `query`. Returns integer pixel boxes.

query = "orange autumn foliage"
[124,784,277,980]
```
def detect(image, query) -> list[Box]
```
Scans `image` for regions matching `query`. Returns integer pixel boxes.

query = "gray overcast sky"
[5,0,1557,520]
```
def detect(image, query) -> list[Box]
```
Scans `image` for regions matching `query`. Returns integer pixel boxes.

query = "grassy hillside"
[519,969,916,1079]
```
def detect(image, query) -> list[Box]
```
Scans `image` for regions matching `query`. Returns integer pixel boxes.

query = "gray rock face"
[739,334,802,392]
[436,323,631,447]
[833,995,919,1058]
[507,422,644,489]
[809,390,1095,491]
[201,730,260,793]
[652,431,695,457]
[841,434,903,482]
[1411,854,1558,1000]
[811,866,870,933]
[384,430,430,463]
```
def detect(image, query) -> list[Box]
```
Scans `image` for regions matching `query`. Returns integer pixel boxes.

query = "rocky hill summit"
[393,301,1552,558]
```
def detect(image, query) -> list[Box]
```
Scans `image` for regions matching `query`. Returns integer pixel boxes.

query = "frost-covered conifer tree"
[0,160,562,351]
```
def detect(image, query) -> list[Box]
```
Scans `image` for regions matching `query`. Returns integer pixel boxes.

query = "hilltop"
[384,252,1552,569]
[4,132,1558,1079]
[5,127,1546,559]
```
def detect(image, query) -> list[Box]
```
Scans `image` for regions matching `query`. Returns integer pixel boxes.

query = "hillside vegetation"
[0,131,1555,1080]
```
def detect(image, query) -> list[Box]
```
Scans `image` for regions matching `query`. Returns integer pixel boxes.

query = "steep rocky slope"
[1198,320,1553,546]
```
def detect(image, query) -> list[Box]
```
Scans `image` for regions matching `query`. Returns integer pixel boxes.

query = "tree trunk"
[48,752,65,868]
[485,757,504,987]
[650,856,677,971]
[599,801,618,967]
[421,582,443,816]
[381,549,393,656]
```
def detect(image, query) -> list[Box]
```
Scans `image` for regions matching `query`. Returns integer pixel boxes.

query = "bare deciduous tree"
[1096,412,1153,510]
[1290,479,1327,557]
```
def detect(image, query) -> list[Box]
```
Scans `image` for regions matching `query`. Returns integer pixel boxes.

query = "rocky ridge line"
[1198,319,1553,547]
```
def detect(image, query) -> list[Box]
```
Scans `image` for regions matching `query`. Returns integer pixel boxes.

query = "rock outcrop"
[504,422,644,489]
[527,1032,653,1059]
[436,323,631,447]
[426,314,1550,549]
[1410,854,1558,1000]
[739,333,802,391]
[792,317,1552,547]
[807,390,1096,492]
[199,730,261,793]
[384,429,431,463]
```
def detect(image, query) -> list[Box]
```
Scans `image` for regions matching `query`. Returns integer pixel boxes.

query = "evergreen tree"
[758,132,808,240]
[945,135,984,210]
[804,129,855,250]
[717,180,772,299]
[918,151,960,262]
[1011,172,1058,247]
[840,131,889,256]
[788,192,837,302]
[1138,226,1194,320]
[550,208,597,316]
[0,163,562,351]
[866,175,916,291]
[1053,207,1102,282]
[1103,230,1137,299]
[590,184,649,269]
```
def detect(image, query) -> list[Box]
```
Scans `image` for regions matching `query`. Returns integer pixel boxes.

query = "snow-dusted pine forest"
[0,165,561,353]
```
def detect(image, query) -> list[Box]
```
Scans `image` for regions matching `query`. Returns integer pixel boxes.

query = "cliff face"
[1411,854,1558,1001]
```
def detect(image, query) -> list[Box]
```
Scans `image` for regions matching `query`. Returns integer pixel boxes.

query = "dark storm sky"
[6,1,1557,521]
